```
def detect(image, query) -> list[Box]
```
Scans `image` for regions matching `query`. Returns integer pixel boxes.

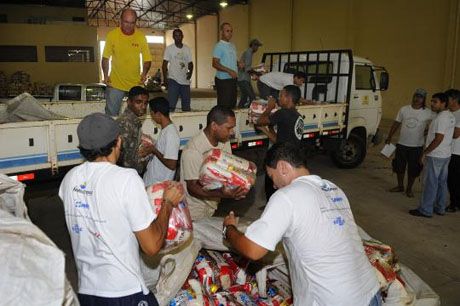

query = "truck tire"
[331,134,366,168]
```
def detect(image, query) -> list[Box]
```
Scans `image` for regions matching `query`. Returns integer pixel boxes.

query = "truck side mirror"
[380,71,389,91]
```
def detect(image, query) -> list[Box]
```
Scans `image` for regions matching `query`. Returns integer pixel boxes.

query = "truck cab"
[262,50,389,168]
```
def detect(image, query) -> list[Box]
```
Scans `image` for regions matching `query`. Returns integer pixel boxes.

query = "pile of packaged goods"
[363,239,409,300]
[170,250,293,306]
[8,71,32,96]
[199,149,257,192]
[248,100,278,124]
[146,181,193,252]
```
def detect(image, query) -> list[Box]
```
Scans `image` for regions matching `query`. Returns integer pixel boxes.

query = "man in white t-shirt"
[446,89,460,212]
[385,88,432,197]
[163,29,193,112]
[143,97,180,186]
[59,113,183,305]
[257,71,305,100]
[410,93,456,217]
[223,142,381,306]
[180,105,248,220]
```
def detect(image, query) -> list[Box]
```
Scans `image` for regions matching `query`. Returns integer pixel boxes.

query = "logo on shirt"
[321,183,337,192]
[132,43,139,48]
[137,301,148,306]
[405,117,419,128]
[333,216,345,226]
[294,117,304,140]
[330,196,343,204]
[75,201,90,209]
[71,224,83,234]
[73,182,93,195]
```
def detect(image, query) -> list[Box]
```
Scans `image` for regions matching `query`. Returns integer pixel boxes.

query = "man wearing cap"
[59,112,184,305]
[117,86,153,175]
[237,39,262,108]
[102,8,152,116]
[386,88,433,197]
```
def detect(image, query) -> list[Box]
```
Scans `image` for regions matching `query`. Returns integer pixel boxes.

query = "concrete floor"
[24,120,460,305]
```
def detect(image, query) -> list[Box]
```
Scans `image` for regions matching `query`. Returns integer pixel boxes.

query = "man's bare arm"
[212,58,237,79]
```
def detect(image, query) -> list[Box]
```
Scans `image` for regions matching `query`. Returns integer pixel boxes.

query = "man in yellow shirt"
[102,8,152,116]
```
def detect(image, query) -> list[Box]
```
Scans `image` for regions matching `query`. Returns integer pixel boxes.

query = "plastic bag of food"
[248,100,278,124]
[146,181,193,252]
[199,149,257,192]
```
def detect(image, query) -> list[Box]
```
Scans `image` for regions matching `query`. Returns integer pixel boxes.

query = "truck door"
[351,64,381,138]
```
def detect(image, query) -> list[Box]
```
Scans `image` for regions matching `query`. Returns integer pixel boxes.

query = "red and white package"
[199,149,257,192]
[222,252,249,285]
[248,100,278,124]
[206,251,234,290]
[145,181,193,252]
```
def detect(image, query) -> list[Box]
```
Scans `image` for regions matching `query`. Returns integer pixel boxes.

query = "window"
[45,46,95,62]
[85,85,105,101]
[355,65,374,90]
[146,35,164,44]
[58,85,82,101]
[0,45,37,62]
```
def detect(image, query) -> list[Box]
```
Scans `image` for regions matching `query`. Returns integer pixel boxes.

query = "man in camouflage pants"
[117,86,153,175]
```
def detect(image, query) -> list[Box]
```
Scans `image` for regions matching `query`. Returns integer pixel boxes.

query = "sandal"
[406,190,414,198]
[389,186,404,192]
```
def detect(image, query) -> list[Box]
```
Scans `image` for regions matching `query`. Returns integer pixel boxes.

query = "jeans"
[368,291,382,306]
[105,86,126,116]
[447,154,460,208]
[215,77,237,109]
[167,78,191,112]
[418,156,450,216]
[238,80,256,108]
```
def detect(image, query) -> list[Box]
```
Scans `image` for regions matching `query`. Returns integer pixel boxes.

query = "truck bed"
[0,99,346,175]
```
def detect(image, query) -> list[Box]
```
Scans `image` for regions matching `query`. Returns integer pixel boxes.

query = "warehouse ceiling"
[0,0,248,30]
[87,0,248,30]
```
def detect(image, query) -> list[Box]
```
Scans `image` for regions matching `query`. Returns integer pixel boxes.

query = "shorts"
[78,291,158,306]
[392,144,423,177]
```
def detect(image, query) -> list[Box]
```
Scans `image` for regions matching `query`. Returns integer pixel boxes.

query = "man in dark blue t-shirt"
[256,85,304,201]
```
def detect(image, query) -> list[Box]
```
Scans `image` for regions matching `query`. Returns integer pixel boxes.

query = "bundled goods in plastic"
[248,100,278,124]
[0,71,7,97]
[32,82,53,97]
[146,181,192,252]
[169,250,294,306]
[199,149,257,192]
[8,71,32,96]
[139,133,155,150]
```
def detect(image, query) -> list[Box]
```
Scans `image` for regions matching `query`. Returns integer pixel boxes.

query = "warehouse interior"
[1,0,459,118]
[1,0,460,305]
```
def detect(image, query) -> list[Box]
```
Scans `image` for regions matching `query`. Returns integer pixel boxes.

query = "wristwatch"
[222,224,235,240]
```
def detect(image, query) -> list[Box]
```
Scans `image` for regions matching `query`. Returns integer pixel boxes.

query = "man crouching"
[223,142,381,306]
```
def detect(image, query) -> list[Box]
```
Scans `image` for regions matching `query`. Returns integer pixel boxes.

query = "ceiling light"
[186,13,193,19]
[220,1,228,8]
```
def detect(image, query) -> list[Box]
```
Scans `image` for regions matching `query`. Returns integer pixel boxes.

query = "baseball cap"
[249,39,263,47]
[414,88,427,98]
[77,113,120,150]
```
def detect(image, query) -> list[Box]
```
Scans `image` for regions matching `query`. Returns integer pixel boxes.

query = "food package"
[363,240,400,285]
[146,181,193,252]
[248,100,278,124]
[199,149,257,192]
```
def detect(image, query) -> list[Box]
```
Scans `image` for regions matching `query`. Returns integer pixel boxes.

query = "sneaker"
[409,209,432,218]
[434,211,445,216]
[447,205,457,213]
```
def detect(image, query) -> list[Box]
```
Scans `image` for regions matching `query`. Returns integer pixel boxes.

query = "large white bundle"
[199,149,257,192]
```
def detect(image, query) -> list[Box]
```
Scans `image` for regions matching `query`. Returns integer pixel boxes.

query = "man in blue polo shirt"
[212,22,238,109]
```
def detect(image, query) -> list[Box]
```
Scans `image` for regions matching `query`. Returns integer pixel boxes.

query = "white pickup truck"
[0,49,389,180]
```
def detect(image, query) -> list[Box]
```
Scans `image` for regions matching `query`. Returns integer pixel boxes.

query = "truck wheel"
[331,134,366,168]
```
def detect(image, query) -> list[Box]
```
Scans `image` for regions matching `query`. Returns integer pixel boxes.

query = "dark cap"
[77,113,120,150]
[249,39,262,47]
[414,88,427,98]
